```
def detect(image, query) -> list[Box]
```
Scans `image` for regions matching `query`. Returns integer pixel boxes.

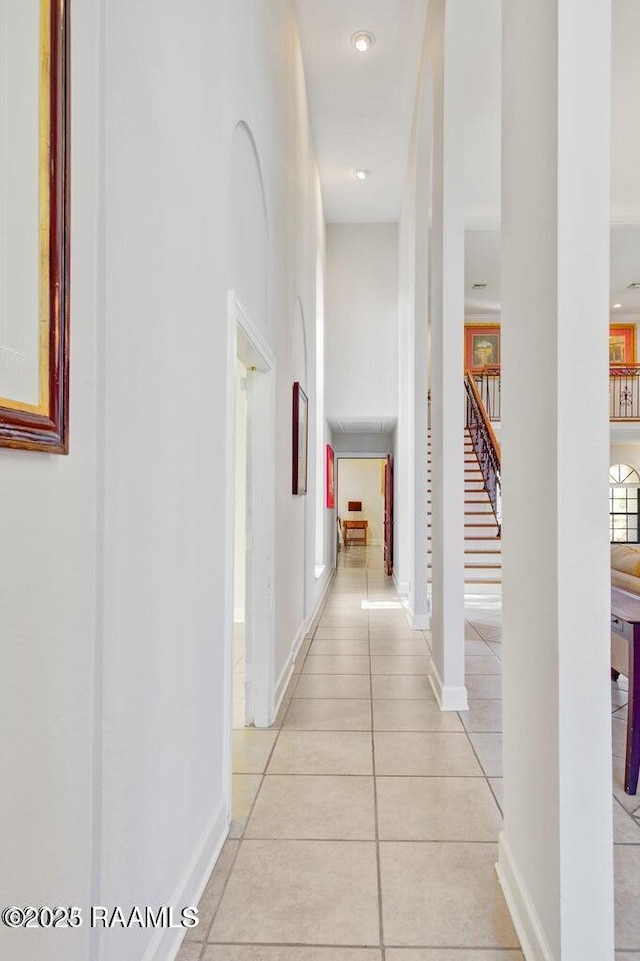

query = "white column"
[410,91,432,632]
[428,0,467,711]
[499,2,614,958]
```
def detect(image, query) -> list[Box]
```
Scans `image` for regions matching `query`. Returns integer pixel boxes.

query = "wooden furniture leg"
[626,626,640,794]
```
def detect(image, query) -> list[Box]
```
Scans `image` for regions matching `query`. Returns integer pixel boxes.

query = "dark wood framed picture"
[292,382,309,495]
[0,0,70,452]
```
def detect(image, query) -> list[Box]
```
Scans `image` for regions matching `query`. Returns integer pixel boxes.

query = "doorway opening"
[233,360,249,728]
[337,456,393,575]
[225,294,276,819]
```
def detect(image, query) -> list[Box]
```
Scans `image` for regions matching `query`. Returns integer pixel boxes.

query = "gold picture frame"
[0,0,70,452]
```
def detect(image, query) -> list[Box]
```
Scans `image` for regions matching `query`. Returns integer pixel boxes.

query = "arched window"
[610,463,640,543]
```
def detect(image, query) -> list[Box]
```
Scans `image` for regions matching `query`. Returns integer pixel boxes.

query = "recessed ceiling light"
[628,282,640,289]
[354,169,369,181]
[613,303,623,309]
[352,31,375,53]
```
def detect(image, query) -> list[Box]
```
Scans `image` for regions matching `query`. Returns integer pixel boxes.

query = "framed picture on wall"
[326,445,335,508]
[609,325,636,364]
[292,382,309,495]
[465,324,501,369]
[0,0,71,452]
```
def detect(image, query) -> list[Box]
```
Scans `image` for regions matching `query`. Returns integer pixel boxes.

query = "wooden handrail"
[465,368,501,461]
[468,364,501,375]
[464,370,502,534]
[469,363,640,371]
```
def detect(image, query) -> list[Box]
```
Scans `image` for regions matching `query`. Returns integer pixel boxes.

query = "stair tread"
[463,580,503,585]
[427,534,501,542]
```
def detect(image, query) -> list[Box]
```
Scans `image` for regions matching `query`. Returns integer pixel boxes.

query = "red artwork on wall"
[326,445,335,508]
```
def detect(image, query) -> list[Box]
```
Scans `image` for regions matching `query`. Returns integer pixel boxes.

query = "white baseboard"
[273,623,306,717]
[429,658,468,711]
[497,832,556,961]
[407,610,430,630]
[273,566,335,718]
[145,799,228,961]
[393,572,410,596]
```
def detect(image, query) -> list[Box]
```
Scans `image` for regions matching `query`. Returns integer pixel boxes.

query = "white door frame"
[223,292,276,808]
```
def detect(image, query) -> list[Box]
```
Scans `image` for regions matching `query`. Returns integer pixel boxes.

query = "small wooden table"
[611,586,640,794]
[343,519,368,546]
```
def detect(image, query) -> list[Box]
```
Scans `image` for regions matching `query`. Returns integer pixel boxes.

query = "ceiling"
[463,0,640,316]
[295,0,640,306]
[465,226,640,318]
[294,0,427,223]
[330,417,398,434]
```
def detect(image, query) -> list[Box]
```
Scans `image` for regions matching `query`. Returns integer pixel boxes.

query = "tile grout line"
[459,706,503,816]
[210,581,337,950]
[368,566,386,960]
[205,575,340,952]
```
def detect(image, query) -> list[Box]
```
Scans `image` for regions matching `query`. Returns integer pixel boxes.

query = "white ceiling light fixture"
[354,169,370,181]
[613,303,623,309]
[352,31,375,53]
[628,282,640,290]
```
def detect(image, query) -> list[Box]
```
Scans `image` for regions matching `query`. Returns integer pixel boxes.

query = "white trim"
[408,611,430,630]
[235,297,276,369]
[224,291,277,838]
[610,207,640,226]
[464,206,501,228]
[462,205,640,229]
[147,799,228,961]
[273,565,334,715]
[233,608,245,624]
[222,293,238,845]
[429,658,468,711]
[393,572,410,596]
[333,449,393,458]
[497,832,556,961]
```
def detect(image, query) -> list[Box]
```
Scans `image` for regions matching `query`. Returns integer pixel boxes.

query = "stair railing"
[464,370,502,535]
[469,365,501,421]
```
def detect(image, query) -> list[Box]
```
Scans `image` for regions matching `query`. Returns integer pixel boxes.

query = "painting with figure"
[465,325,501,369]
[609,325,636,364]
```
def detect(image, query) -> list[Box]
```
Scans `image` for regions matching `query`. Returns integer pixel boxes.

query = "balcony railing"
[610,365,640,421]
[469,365,640,422]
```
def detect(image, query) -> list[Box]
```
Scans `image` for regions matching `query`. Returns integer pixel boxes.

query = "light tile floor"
[178,546,640,960]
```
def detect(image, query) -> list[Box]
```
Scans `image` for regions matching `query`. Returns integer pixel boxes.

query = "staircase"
[427,429,502,592]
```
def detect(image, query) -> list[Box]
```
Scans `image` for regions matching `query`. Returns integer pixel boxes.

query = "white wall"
[0,4,99,961]
[611,440,640,473]
[325,223,399,423]
[500,0,614,956]
[0,3,331,961]
[337,458,386,545]
[332,431,394,455]
[396,36,430,624]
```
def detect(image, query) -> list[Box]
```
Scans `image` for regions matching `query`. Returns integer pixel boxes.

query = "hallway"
[178,548,523,959]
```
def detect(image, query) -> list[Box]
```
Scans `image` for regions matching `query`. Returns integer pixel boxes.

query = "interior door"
[383,455,394,576]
